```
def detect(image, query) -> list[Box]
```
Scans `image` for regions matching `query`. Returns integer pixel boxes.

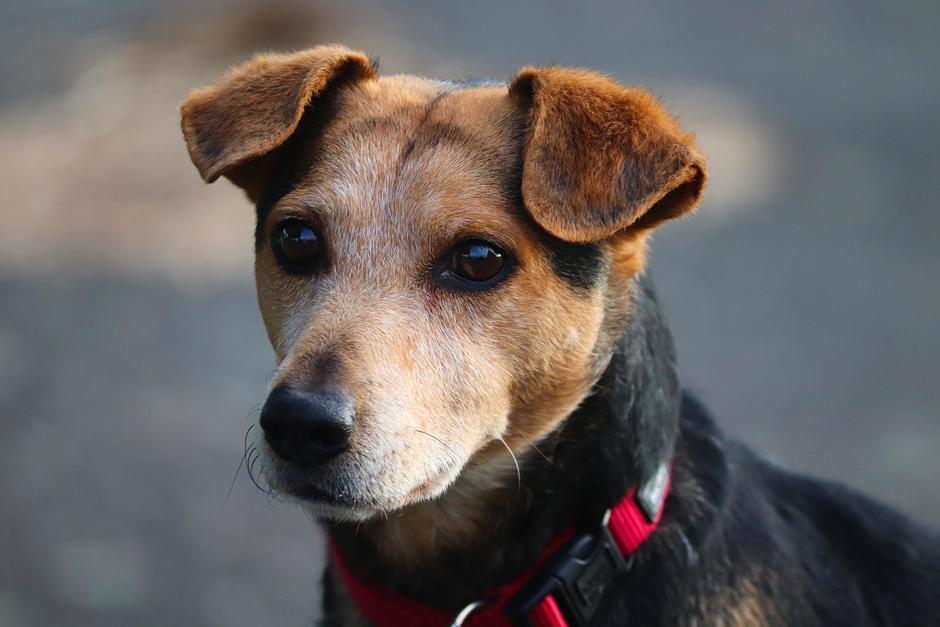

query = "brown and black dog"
[181,45,940,626]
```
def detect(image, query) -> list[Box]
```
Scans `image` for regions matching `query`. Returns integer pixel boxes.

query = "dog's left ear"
[510,68,707,242]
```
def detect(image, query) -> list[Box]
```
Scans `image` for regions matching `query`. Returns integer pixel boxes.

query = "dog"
[180,45,940,626]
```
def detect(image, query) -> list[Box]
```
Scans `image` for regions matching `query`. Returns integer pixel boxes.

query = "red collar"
[329,463,671,627]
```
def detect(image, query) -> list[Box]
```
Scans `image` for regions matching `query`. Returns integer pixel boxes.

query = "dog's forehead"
[331,74,514,141]
[281,75,527,251]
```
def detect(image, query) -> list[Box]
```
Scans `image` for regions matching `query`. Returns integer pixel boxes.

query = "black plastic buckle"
[505,510,631,626]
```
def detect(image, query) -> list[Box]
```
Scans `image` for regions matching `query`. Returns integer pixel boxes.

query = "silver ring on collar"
[449,599,491,627]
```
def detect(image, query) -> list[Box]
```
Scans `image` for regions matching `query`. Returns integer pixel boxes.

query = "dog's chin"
[270,463,463,523]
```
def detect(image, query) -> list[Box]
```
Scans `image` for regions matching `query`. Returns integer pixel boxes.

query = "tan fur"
[701,577,776,627]
[362,454,523,566]
[723,585,771,627]
[180,46,707,561]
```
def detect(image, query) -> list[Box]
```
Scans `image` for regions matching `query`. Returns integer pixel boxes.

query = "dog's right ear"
[180,45,376,201]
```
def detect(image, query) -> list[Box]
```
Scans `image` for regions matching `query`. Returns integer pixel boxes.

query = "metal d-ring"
[449,599,492,627]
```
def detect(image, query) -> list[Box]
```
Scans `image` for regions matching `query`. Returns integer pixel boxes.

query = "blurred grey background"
[1,0,938,624]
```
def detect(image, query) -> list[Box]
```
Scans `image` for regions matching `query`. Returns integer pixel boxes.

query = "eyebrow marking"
[396,90,451,175]
[411,121,478,153]
[390,95,506,195]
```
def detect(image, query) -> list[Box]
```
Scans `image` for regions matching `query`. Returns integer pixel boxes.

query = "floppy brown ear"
[180,45,376,200]
[509,67,707,242]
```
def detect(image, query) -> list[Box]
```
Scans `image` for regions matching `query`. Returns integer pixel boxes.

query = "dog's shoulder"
[677,394,940,625]
[763,461,940,624]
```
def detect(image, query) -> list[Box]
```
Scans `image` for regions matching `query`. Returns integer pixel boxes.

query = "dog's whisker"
[225,442,252,505]
[497,436,522,502]
[243,428,257,464]
[264,368,279,386]
[246,449,272,496]
[413,429,462,466]
[225,425,261,505]
[516,432,553,466]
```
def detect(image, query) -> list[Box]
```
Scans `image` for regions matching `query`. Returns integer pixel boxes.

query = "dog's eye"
[272,219,322,274]
[449,240,508,285]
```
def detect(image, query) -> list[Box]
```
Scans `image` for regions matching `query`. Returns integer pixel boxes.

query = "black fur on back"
[323,276,940,626]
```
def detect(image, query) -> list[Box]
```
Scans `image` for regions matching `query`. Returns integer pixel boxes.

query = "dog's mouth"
[270,470,363,507]
[291,483,352,504]
[274,476,380,521]
[264,453,465,521]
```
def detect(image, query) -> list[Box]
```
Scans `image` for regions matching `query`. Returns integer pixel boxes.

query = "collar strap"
[330,462,671,627]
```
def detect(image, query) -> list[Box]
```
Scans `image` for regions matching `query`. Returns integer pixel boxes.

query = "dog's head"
[181,45,705,521]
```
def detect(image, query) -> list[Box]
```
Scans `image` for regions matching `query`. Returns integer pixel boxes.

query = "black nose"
[260,385,354,467]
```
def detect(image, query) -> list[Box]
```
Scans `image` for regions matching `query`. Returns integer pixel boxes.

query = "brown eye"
[272,219,322,274]
[450,239,508,285]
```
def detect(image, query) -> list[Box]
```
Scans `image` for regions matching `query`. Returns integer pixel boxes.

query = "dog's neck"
[327,276,681,610]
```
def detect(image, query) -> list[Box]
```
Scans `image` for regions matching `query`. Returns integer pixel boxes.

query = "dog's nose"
[260,385,354,466]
